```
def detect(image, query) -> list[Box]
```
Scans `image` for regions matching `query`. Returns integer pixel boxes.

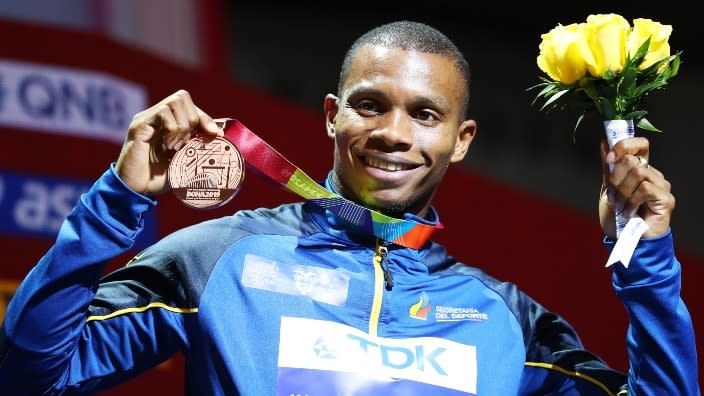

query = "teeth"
[365,157,409,171]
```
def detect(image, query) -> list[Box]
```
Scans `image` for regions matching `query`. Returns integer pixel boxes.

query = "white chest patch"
[241,254,350,306]
[276,317,477,395]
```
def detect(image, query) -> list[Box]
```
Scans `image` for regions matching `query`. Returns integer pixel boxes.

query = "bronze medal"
[168,134,245,210]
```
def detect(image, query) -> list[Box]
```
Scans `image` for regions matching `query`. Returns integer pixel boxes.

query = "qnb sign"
[0,59,146,145]
[17,75,128,129]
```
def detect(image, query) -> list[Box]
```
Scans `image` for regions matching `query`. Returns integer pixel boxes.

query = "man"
[0,20,698,395]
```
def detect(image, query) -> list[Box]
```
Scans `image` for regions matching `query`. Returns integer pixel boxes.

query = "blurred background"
[1,1,701,394]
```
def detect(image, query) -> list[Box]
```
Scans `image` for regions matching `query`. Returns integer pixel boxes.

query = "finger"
[196,106,222,136]
[167,95,201,150]
[619,163,668,217]
[607,136,649,166]
[151,104,181,151]
[622,174,673,219]
[610,155,644,212]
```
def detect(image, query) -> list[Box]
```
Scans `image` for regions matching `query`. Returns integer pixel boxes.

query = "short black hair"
[338,20,471,120]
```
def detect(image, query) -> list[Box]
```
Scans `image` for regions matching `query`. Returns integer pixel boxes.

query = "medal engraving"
[169,135,244,209]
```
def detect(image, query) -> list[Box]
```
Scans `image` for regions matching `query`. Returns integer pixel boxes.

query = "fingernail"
[174,140,184,151]
[605,151,616,163]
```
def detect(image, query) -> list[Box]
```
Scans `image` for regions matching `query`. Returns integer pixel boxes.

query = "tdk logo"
[314,333,448,375]
[312,337,336,359]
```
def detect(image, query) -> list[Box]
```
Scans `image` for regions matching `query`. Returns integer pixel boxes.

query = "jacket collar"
[302,171,441,250]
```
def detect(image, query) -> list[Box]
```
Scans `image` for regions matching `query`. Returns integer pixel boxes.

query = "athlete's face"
[325,45,476,218]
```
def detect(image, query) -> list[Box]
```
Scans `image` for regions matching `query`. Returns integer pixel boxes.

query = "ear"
[450,119,477,163]
[324,94,339,139]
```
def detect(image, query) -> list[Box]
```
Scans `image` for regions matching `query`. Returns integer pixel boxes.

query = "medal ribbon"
[221,118,443,249]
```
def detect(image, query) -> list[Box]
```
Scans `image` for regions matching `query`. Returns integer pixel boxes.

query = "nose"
[369,110,413,148]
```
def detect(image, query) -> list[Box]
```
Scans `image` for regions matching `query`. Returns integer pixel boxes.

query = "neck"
[328,172,431,221]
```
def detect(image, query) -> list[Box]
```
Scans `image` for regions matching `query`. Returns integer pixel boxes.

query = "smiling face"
[325,44,476,218]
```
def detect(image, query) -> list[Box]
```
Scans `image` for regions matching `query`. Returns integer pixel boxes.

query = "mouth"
[362,156,417,172]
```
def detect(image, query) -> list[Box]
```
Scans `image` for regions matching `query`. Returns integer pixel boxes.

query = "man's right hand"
[115,90,223,197]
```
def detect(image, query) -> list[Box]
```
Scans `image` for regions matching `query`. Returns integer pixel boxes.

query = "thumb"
[599,139,614,203]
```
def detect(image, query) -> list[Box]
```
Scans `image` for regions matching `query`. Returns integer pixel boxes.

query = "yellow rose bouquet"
[529,13,682,267]
[530,13,680,135]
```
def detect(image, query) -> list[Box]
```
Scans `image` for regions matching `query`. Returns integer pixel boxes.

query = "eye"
[355,100,380,115]
[414,109,440,123]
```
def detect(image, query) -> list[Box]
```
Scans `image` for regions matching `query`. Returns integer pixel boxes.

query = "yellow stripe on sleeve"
[524,361,618,396]
[86,302,198,322]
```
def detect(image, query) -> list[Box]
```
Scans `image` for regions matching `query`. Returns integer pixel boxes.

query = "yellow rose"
[627,18,672,69]
[537,23,593,84]
[583,13,631,77]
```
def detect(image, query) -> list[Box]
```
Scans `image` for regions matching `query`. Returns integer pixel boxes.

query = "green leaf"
[619,66,638,93]
[631,74,671,98]
[636,117,662,132]
[623,110,647,120]
[669,53,681,77]
[629,37,651,67]
[602,69,618,81]
[538,84,560,97]
[639,53,681,83]
[639,59,666,78]
[579,80,599,101]
[526,81,550,92]
[598,97,615,119]
[572,113,586,142]
[540,89,570,111]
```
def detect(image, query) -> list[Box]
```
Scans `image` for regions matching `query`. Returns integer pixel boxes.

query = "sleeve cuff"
[604,229,678,287]
[79,164,157,236]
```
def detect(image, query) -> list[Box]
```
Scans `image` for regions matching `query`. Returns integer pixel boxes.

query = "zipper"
[369,239,393,336]
[378,243,394,291]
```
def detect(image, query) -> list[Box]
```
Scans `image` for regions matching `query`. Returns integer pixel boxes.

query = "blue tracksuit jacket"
[0,165,699,395]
